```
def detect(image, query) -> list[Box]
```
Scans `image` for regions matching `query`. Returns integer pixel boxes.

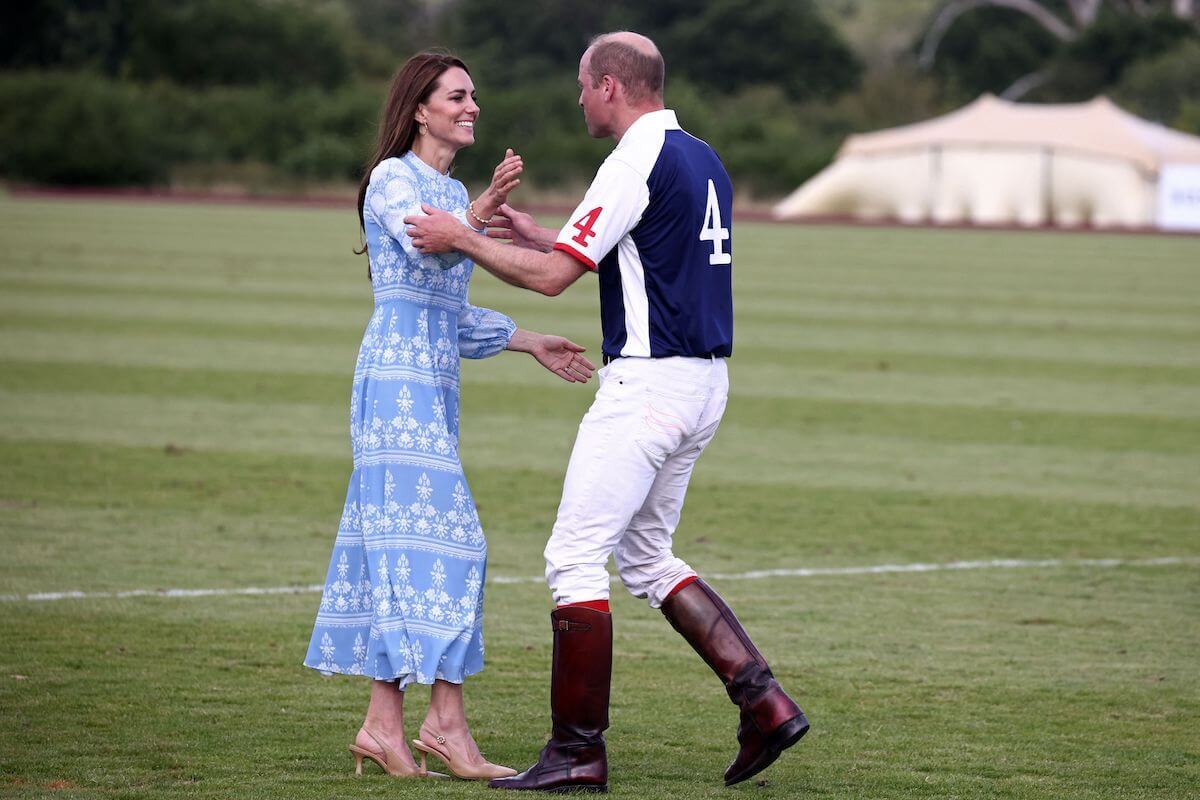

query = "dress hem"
[302,660,482,689]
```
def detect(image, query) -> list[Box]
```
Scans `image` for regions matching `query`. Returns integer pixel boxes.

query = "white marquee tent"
[774,95,1200,231]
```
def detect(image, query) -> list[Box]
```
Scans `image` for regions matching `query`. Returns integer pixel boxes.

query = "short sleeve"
[365,160,477,271]
[553,158,649,270]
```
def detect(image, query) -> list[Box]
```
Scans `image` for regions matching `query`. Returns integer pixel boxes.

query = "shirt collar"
[615,109,680,151]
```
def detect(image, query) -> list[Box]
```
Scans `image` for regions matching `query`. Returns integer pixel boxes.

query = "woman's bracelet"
[468,201,494,229]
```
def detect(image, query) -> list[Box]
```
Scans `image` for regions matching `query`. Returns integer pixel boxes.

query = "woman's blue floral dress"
[304,151,516,687]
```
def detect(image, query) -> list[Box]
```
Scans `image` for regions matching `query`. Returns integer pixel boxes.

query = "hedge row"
[0,72,380,185]
[0,70,850,195]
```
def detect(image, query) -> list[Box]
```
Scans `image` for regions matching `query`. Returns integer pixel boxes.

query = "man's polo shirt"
[554,109,734,360]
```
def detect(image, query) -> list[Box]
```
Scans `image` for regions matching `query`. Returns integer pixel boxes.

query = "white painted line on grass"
[1,556,1196,603]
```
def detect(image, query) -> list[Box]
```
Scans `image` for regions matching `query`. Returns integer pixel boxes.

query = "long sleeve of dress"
[366,160,476,271]
[458,301,516,359]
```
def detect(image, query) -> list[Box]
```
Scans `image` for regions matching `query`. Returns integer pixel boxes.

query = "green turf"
[0,196,1197,799]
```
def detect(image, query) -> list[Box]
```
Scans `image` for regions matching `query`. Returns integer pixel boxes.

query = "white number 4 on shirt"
[699,178,732,266]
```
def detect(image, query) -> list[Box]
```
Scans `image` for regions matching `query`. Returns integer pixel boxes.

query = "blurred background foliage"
[1,0,1197,195]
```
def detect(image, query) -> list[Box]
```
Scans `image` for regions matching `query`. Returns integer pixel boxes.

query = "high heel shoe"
[349,727,446,778]
[411,731,518,780]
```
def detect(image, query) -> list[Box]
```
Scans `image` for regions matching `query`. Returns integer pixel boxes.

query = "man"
[405,31,808,792]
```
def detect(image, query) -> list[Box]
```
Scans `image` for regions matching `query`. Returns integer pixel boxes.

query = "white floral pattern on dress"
[305,151,512,688]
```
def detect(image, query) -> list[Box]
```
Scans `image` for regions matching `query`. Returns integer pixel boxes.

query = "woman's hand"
[531,334,595,383]
[473,149,523,223]
[534,335,595,383]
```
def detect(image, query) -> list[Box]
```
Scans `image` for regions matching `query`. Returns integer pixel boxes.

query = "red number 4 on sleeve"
[571,207,603,247]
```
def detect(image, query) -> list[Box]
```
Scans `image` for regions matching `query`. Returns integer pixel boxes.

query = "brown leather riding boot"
[661,579,809,786]
[488,605,611,793]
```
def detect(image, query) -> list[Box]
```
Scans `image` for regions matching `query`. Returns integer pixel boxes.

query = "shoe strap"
[361,727,394,759]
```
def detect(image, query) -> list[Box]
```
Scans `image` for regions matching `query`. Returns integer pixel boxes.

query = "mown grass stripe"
[8,337,1200,387]
[774,283,1200,315]
[5,287,1199,340]
[4,323,1197,383]
[4,359,1197,454]
[4,439,1195,594]
[4,556,1196,603]
[4,342,1199,418]
[3,390,1197,507]
[7,304,1190,371]
[8,260,1200,318]
[9,259,1200,319]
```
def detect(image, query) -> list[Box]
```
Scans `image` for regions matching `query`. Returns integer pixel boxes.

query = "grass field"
[0,195,1198,799]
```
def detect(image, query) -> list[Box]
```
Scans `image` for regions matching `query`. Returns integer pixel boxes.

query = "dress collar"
[403,150,450,180]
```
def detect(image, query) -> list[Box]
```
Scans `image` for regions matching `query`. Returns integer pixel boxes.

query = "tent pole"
[1042,146,1054,226]
[930,144,942,223]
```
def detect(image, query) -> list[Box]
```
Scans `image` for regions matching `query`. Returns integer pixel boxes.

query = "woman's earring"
[418,122,428,136]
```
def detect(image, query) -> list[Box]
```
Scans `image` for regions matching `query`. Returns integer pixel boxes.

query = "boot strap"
[553,619,593,632]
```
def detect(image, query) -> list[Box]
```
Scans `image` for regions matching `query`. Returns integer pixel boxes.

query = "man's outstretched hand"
[487,203,553,251]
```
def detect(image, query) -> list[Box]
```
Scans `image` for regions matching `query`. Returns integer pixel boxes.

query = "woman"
[304,52,594,780]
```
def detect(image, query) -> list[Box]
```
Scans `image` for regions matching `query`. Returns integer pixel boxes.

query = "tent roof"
[839,95,1200,173]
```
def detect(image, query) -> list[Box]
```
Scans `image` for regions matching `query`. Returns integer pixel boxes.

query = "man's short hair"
[586,35,664,104]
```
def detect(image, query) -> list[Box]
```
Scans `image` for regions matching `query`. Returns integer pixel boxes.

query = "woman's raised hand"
[473,148,523,223]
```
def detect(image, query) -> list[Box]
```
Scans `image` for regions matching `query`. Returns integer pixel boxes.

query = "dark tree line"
[2,0,1196,190]
[1,0,864,189]
[2,0,861,98]
[923,0,1198,101]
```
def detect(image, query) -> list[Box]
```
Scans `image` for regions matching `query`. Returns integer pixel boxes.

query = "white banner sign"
[1157,164,1200,231]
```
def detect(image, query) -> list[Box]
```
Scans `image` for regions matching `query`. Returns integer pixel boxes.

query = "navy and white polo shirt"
[553,109,734,360]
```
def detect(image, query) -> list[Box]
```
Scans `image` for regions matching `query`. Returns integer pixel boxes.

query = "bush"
[0,69,859,196]
[455,77,857,198]
[676,83,852,197]
[0,71,384,187]
[1115,39,1200,130]
[279,135,362,181]
[0,71,171,185]
[1179,100,1200,136]
[155,83,288,163]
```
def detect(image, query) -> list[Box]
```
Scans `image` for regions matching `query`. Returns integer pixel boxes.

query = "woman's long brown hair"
[356,52,470,262]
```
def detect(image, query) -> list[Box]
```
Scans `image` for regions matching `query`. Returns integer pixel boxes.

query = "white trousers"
[545,356,729,608]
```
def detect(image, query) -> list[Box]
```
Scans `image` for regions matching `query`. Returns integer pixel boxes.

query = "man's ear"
[602,75,617,101]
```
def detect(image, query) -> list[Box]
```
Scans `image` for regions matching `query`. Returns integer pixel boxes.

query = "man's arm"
[406,203,589,297]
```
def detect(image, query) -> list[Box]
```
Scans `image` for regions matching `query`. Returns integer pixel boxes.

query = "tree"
[0,0,359,91]
[440,0,610,88]
[125,0,355,90]
[647,0,862,102]
[0,0,133,74]
[1114,38,1200,126]
[443,0,860,102]
[918,0,1198,99]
